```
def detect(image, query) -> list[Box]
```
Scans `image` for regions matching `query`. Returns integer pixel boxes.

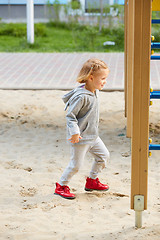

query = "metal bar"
[151,42,160,49]
[149,144,160,150]
[150,91,160,99]
[152,19,160,24]
[150,55,160,60]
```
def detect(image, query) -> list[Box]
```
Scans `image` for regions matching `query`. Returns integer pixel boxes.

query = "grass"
[0,22,124,52]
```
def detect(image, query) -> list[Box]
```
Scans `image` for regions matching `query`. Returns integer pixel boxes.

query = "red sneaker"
[85,177,109,191]
[54,182,75,199]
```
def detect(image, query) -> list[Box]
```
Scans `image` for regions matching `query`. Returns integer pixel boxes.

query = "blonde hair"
[76,58,109,84]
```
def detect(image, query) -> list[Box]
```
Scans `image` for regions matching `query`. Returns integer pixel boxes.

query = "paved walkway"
[0,52,160,90]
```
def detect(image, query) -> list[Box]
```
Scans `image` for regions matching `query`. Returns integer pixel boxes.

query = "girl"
[55,58,110,199]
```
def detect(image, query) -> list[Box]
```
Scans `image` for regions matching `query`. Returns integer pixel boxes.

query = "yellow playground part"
[152,0,160,11]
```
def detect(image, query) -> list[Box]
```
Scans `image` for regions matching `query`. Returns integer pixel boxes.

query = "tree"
[99,0,103,32]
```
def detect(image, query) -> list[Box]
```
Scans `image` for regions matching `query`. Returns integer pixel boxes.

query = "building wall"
[0,5,67,23]
[0,0,67,4]
[0,1,124,23]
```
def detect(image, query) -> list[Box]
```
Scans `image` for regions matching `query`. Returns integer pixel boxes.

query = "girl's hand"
[68,134,82,143]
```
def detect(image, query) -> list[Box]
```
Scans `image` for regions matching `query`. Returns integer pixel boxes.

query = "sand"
[0,90,159,240]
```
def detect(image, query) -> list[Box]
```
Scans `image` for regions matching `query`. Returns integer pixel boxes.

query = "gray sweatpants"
[59,137,110,186]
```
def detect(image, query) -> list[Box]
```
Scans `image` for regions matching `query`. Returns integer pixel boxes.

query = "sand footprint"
[22,203,38,210]
[19,186,37,197]
[4,161,32,172]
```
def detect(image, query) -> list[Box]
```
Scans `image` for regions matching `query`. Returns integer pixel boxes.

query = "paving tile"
[0,53,160,91]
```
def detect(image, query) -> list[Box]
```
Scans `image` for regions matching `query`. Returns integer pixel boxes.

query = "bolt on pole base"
[134,195,144,228]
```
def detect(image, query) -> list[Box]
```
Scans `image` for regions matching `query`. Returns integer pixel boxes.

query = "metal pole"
[135,211,142,228]
[27,0,34,44]
[134,195,144,228]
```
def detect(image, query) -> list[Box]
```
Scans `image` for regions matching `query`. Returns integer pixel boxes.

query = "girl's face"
[90,68,109,92]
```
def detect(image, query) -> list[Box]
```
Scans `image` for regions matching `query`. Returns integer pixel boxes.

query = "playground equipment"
[150,90,160,99]
[149,18,160,155]
[152,19,160,23]
[124,0,160,228]
[152,0,160,11]
[151,55,160,59]
[151,42,160,49]
[149,144,160,150]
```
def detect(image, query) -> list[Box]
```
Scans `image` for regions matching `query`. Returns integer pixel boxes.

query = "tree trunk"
[99,0,103,32]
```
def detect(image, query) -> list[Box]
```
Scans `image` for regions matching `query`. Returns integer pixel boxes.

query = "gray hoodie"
[62,85,99,144]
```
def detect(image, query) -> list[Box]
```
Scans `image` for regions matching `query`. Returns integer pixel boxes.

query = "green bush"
[83,26,98,49]
[101,27,112,35]
[72,25,98,50]
[0,23,47,37]
[0,23,26,37]
[112,27,124,47]
[47,20,88,31]
[101,26,124,51]
[34,23,47,37]
[47,20,70,29]
[0,22,125,52]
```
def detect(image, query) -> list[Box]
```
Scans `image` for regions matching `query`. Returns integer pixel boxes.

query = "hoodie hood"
[62,85,97,111]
